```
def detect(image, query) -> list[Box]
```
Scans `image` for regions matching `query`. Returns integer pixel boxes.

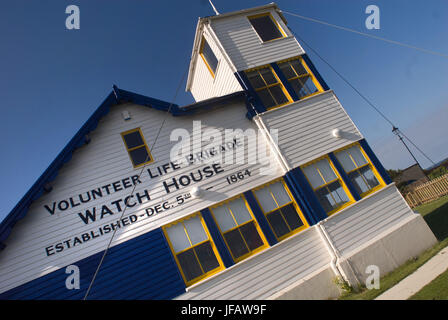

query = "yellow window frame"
[277,56,325,99]
[162,213,225,287]
[247,12,287,43]
[335,142,386,198]
[302,155,355,216]
[209,194,269,263]
[120,128,154,168]
[245,65,293,110]
[199,37,218,78]
[252,178,309,241]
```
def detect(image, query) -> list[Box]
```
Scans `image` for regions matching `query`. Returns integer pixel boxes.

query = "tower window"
[163,214,224,286]
[253,179,308,241]
[278,57,323,100]
[334,144,384,197]
[302,157,354,215]
[210,196,267,262]
[245,66,291,109]
[200,38,219,77]
[248,13,285,42]
[121,128,153,168]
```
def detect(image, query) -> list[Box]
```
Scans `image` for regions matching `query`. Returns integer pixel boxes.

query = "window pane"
[300,76,318,95]
[184,216,208,246]
[223,228,249,259]
[177,248,203,282]
[359,165,380,189]
[315,159,337,183]
[335,150,357,172]
[327,181,350,208]
[348,170,368,195]
[249,15,283,42]
[129,146,151,166]
[239,222,264,251]
[269,85,289,106]
[194,241,220,274]
[166,223,190,253]
[266,210,290,238]
[303,164,325,189]
[254,186,277,213]
[257,88,276,109]
[123,131,144,149]
[280,203,304,231]
[290,60,308,76]
[278,62,296,79]
[201,39,218,74]
[246,70,266,89]
[213,206,236,232]
[315,187,337,213]
[228,198,252,225]
[259,68,277,85]
[269,181,291,207]
[349,146,368,167]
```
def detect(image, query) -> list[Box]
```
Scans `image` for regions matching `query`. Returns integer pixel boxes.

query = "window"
[121,128,153,168]
[253,180,308,240]
[211,196,267,262]
[163,214,223,286]
[248,13,285,42]
[245,66,291,109]
[334,144,384,197]
[302,157,354,215]
[278,57,323,100]
[200,38,219,77]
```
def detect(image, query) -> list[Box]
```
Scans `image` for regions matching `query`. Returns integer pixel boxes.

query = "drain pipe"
[316,221,359,288]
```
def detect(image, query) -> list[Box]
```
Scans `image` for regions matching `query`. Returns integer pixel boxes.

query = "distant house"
[395,164,429,188]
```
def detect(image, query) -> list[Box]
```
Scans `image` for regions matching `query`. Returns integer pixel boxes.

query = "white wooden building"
[0,3,436,300]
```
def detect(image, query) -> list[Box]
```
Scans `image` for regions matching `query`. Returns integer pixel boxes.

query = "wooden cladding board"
[0,101,283,294]
[210,8,305,71]
[258,91,364,169]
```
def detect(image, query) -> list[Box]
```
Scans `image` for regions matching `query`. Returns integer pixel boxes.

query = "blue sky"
[1,0,447,221]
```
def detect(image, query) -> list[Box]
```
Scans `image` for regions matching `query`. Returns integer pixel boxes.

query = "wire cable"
[289,28,436,166]
[83,64,190,300]
[282,10,448,59]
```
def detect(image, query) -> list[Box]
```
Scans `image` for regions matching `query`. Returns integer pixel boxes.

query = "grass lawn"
[409,266,448,300]
[339,194,448,300]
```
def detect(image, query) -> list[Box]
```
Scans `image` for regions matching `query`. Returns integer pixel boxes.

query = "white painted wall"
[258,91,364,169]
[0,101,284,294]
[210,8,305,71]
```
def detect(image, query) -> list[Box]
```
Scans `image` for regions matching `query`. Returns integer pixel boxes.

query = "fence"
[404,173,448,208]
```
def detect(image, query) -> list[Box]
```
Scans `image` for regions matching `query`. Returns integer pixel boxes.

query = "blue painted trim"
[359,139,392,185]
[200,208,234,268]
[244,191,278,246]
[0,228,186,300]
[289,167,328,222]
[329,152,361,201]
[302,54,330,91]
[283,173,318,225]
[270,62,299,101]
[234,71,267,115]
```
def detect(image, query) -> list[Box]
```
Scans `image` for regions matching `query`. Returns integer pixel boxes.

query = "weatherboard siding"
[189,27,242,102]
[258,91,364,169]
[176,226,330,300]
[0,101,284,294]
[0,228,185,300]
[321,184,414,256]
[210,8,305,71]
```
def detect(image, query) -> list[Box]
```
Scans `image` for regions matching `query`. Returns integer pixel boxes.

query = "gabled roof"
[0,86,248,250]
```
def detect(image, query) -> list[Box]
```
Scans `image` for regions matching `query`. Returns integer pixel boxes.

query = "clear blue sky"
[1,0,447,221]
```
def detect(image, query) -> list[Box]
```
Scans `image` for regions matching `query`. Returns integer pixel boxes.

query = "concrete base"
[339,213,437,287]
[268,213,437,299]
[268,266,341,300]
